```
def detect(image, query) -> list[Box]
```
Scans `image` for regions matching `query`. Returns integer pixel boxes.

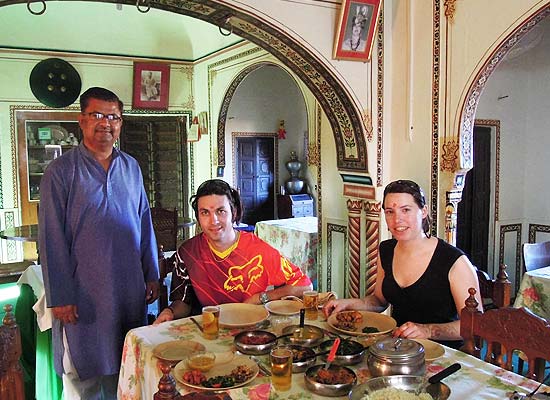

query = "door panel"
[457,126,491,270]
[236,137,275,224]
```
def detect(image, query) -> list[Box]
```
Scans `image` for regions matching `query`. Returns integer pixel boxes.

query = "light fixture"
[219,16,233,37]
[27,0,46,15]
[136,0,150,13]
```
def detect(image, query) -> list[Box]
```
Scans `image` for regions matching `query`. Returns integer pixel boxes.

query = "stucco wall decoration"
[431,0,442,235]
[458,5,550,170]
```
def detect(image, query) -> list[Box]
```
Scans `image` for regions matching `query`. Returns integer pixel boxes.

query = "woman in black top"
[324,180,482,347]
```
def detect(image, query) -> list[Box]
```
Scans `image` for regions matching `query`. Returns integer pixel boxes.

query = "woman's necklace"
[207,231,240,262]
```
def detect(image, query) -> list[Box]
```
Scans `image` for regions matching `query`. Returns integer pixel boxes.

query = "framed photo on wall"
[333,0,381,62]
[132,62,170,110]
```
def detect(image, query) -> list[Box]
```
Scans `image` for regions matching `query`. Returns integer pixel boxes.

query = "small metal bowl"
[319,338,365,366]
[234,330,277,355]
[282,324,325,347]
[348,375,451,400]
[304,364,357,397]
[289,345,316,373]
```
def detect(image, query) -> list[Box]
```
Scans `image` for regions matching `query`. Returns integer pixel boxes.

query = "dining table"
[118,309,549,399]
[513,265,550,322]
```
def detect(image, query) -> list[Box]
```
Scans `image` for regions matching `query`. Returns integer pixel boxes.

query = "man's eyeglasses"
[82,112,122,122]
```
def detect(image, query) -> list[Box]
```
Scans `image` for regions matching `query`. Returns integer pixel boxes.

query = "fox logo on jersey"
[224,255,265,293]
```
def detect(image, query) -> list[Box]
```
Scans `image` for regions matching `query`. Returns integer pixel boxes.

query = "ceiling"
[0,2,242,61]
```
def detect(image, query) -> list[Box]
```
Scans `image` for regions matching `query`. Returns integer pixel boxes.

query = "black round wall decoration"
[29,58,82,108]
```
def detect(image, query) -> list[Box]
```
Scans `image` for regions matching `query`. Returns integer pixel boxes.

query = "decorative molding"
[443,0,456,23]
[528,223,550,243]
[346,199,363,298]
[431,0,441,235]
[475,119,500,221]
[376,2,384,186]
[441,139,459,172]
[316,104,323,291]
[343,184,375,200]
[326,223,347,294]
[363,200,381,296]
[459,6,550,170]
[213,56,266,167]
[498,223,522,293]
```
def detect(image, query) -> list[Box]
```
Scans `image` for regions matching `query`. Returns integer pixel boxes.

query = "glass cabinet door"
[25,121,80,201]
[15,110,81,226]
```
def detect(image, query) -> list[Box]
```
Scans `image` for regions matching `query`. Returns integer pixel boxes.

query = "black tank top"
[380,238,464,348]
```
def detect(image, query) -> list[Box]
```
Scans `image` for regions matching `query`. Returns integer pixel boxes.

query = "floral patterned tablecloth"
[254,217,318,288]
[513,266,550,321]
[117,315,548,400]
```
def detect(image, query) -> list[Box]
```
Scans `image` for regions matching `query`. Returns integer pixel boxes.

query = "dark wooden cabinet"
[277,194,314,219]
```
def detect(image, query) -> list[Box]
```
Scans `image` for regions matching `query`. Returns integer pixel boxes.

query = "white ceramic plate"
[327,311,397,336]
[218,303,269,328]
[413,339,445,361]
[174,354,259,391]
[265,299,303,315]
[152,340,205,362]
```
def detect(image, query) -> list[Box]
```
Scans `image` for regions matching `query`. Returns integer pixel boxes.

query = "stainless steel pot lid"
[370,337,425,360]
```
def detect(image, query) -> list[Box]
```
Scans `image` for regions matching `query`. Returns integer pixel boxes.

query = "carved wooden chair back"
[523,241,550,272]
[0,304,25,400]
[151,207,178,252]
[157,246,171,312]
[460,288,550,382]
[476,264,511,310]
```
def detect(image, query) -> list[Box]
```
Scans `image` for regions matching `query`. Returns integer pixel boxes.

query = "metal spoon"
[415,362,461,395]
[526,370,550,398]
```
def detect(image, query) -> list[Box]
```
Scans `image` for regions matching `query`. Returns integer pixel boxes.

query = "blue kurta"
[39,143,159,380]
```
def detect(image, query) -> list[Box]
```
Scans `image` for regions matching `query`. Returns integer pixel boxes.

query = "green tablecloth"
[16,282,62,400]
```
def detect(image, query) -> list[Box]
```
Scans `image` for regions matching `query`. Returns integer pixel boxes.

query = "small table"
[0,224,39,242]
[513,265,550,321]
[255,217,318,287]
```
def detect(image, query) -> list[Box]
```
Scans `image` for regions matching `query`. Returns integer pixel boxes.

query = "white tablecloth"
[16,263,52,331]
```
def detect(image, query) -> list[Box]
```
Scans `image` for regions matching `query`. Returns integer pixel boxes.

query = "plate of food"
[327,311,396,336]
[152,340,206,362]
[265,299,303,316]
[174,354,259,391]
[413,339,445,361]
[218,303,269,328]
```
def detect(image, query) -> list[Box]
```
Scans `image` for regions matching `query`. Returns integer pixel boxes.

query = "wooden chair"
[522,240,550,272]
[0,304,25,400]
[460,288,550,382]
[151,207,178,252]
[157,246,171,312]
[476,264,511,310]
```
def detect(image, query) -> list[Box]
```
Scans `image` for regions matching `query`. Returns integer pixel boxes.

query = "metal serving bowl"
[304,364,357,397]
[348,375,451,400]
[282,324,325,347]
[233,330,278,355]
[289,345,316,373]
[319,338,365,366]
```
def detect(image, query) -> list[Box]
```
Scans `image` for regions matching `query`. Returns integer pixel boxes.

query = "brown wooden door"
[236,137,275,224]
[457,126,491,270]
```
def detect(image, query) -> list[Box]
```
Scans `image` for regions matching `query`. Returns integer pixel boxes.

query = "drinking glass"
[202,305,220,340]
[303,290,319,320]
[270,345,293,391]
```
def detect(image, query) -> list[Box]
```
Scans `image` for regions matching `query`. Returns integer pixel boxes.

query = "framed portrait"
[132,62,170,110]
[333,0,381,62]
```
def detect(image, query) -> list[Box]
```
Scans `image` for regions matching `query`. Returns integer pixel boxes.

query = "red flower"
[248,383,271,400]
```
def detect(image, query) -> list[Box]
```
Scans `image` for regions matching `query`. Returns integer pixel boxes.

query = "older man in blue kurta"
[39,87,159,400]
